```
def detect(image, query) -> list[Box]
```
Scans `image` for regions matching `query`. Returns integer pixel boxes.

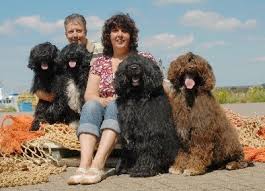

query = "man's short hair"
[64,13,87,34]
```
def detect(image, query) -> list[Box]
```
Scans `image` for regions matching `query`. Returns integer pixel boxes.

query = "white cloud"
[85,16,104,31]
[15,16,64,34]
[154,0,203,6]
[247,36,265,42]
[0,15,104,36]
[0,21,15,35]
[200,40,226,49]
[144,33,194,49]
[251,56,265,63]
[181,10,257,31]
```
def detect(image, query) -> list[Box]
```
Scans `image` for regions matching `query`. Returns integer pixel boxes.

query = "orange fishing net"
[0,115,44,154]
[0,115,68,188]
[244,147,265,162]
[0,109,265,188]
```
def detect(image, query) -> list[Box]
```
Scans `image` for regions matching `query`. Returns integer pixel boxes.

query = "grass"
[213,86,265,104]
[0,106,17,112]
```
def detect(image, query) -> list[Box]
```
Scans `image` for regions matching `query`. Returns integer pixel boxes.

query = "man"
[36,13,102,101]
[64,13,102,57]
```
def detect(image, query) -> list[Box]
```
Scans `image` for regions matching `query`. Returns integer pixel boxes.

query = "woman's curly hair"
[101,13,139,57]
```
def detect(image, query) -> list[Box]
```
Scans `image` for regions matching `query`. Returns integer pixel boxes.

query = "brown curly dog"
[167,52,249,176]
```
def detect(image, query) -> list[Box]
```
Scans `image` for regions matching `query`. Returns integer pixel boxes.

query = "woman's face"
[65,21,87,45]
[110,27,130,53]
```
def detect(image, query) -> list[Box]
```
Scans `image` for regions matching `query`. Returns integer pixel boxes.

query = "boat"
[17,92,38,112]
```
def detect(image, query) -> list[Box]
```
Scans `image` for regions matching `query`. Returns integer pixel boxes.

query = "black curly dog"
[114,54,178,177]
[28,42,92,130]
[56,43,92,119]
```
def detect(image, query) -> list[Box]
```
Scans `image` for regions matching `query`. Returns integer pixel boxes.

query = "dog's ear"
[52,45,60,61]
[79,48,92,84]
[113,61,129,97]
[167,58,183,90]
[199,62,216,91]
[80,48,93,71]
[27,60,35,70]
[49,45,61,74]
[53,53,63,74]
[28,45,37,70]
[54,46,67,74]
[142,57,164,93]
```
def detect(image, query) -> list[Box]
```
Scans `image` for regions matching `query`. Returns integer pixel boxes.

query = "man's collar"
[86,38,95,53]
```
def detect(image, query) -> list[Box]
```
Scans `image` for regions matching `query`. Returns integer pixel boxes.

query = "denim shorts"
[76,100,120,138]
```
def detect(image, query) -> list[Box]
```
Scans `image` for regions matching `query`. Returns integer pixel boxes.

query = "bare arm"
[84,74,115,107]
[163,79,173,95]
[35,90,55,102]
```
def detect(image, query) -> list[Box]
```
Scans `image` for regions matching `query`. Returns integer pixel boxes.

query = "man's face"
[65,21,87,45]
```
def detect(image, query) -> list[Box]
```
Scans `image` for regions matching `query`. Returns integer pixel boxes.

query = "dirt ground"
[222,102,265,117]
[1,103,265,191]
[2,163,265,191]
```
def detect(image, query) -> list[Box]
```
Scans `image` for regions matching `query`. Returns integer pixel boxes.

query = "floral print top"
[90,52,156,98]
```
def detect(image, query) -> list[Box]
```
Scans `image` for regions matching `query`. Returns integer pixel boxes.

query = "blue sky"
[0,0,264,94]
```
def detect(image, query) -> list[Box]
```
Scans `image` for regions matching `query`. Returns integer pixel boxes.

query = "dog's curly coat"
[167,52,248,176]
[56,43,92,115]
[28,42,92,130]
[114,54,178,177]
[28,42,61,130]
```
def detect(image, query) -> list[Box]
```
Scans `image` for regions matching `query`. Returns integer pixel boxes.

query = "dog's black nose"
[129,64,139,70]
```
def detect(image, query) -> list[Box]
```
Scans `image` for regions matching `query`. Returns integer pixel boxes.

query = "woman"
[67,13,155,185]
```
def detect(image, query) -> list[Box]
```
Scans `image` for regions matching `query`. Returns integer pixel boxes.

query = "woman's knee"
[80,100,104,127]
[81,100,103,115]
[104,100,118,118]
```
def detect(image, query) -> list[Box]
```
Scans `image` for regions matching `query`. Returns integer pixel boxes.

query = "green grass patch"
[0,106,17,112]
[213,86,265,104]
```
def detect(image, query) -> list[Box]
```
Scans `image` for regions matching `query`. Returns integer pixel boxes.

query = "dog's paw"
[226,161,250,170]
[169,166,183,175]
[31,121,41,131]
[183,168,205,176]
[129,167,158,177]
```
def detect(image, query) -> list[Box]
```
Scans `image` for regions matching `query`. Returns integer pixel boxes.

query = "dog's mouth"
[127,64,142,87]
[184,76,195,89]
[41,63,48,70]
[131,76,140,87]
[68,60,77,68]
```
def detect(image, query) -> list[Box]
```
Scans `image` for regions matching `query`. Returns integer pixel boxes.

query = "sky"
[0,0,265,95]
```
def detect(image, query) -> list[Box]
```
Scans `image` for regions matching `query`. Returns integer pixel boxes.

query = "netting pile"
[0,109,265,188]
[0,154,66,187]
[0,115,80,188]
[224,109,265,162]
[225,109,265,147]
[38,123,80,151]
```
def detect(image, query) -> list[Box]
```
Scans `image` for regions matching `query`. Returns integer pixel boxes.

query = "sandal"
[67,167,88,185]
[80,168,107,185]
[80,168,116,185]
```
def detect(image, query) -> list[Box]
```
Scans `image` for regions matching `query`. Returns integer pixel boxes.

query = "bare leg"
[91,129,118,169]
[79,129,118,185]
[67,133,97,185]
[79,133,97,169]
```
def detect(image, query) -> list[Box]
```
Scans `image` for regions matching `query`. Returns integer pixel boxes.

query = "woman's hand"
[35,90,55,102]
[99,97,116,107]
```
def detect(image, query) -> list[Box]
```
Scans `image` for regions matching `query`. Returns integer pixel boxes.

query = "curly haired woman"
[67,13,155,185]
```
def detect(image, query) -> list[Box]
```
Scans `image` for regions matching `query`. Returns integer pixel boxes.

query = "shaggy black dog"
[114,54,178,177]
[28,42,61,130]
[167,52,249,176]
[28,42,92,130]
[56,43,92,117]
